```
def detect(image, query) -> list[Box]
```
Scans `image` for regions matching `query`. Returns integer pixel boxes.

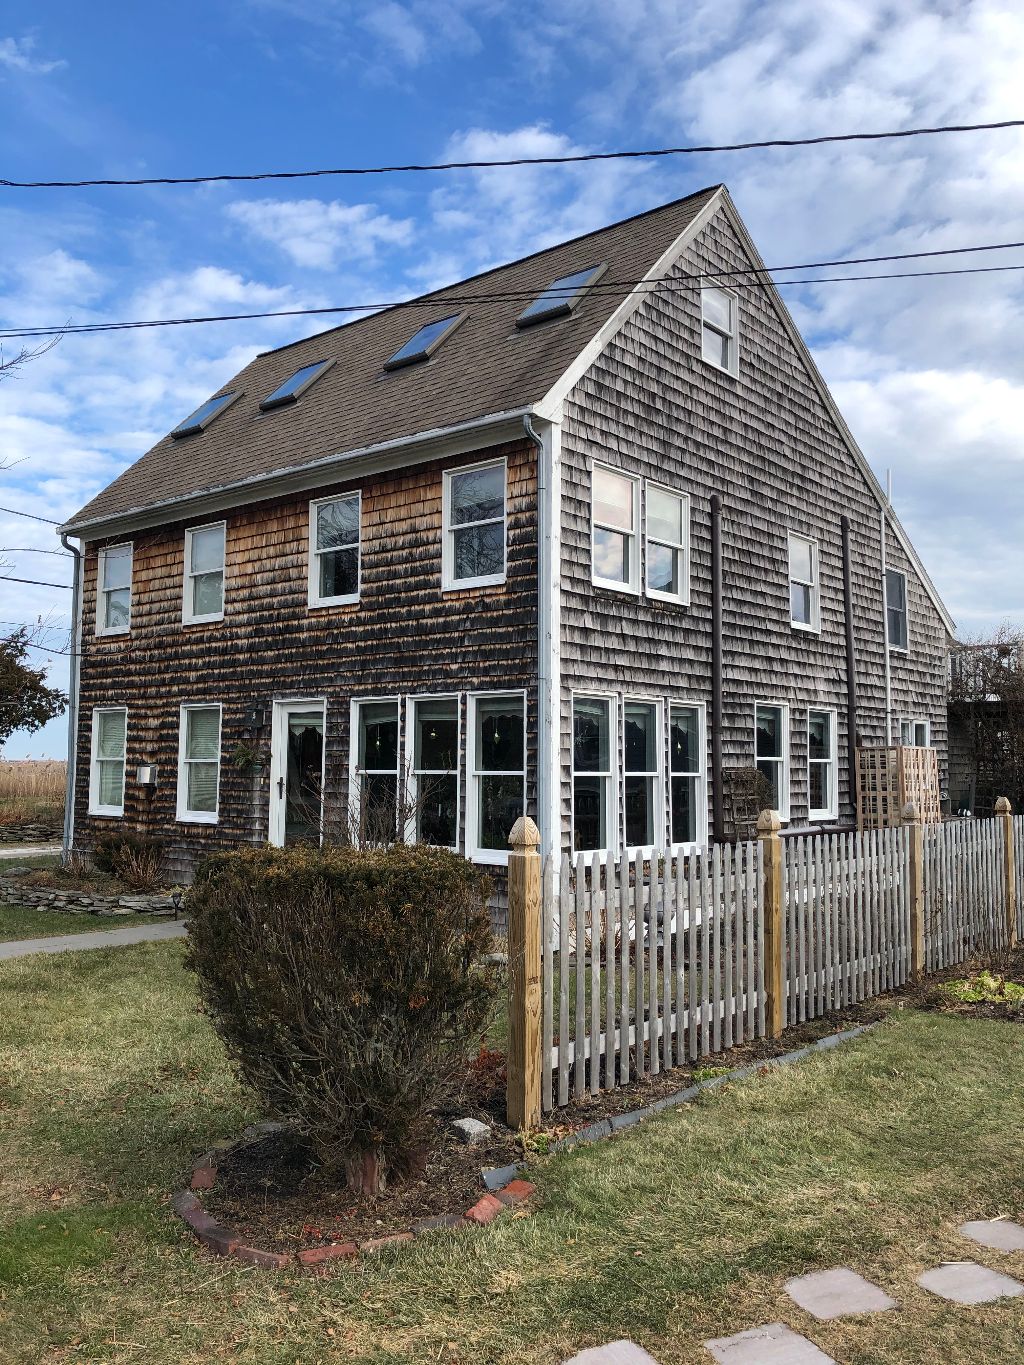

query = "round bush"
[185,843,498,1194]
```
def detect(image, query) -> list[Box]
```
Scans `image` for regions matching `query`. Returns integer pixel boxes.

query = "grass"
[0,905,172,941]
[0,759,65,828]
[1,945,1023,1364]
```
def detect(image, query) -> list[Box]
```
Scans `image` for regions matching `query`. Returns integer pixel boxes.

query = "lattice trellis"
[856,745,941,829]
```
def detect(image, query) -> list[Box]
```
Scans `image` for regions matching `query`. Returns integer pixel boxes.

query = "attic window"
[170,391,238,438]
[259,359,332,412]
[516,263,606,328]
[384,313,466,371]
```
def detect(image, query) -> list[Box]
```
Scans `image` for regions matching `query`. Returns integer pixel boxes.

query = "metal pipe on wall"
[710,494,725,842]
[841,515,859,817]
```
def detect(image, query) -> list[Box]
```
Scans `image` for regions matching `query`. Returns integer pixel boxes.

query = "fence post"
[757,810,784,1039]
[995,796,1017,949]
[506,815,542,1131]
[903,800,925,981]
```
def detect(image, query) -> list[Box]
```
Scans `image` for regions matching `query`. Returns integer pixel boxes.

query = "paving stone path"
[561,1220,1024,1363]
[0,919,187,960]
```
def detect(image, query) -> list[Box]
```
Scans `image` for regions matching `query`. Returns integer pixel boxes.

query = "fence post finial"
[757,808,784,1038]
[506,816,542,1131]
[904,799,925,980]
[509,814,541,850]
[995,797,1018,948]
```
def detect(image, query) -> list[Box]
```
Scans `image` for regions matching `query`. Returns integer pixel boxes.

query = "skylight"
[516,264,606,328]
[170,391,239,439]
[383,313,466,371]
[259,359,332,412]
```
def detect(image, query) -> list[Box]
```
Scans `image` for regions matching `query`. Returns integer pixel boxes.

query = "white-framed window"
[177,704,222,823]
[468,692,525,864]
[351,698,401,843]
[88,707,127,817]
[309,493,360,607]
[183,522,226,624]
[645,483,690,605]
[886,568,908,651]
[408,695,460,849]
[701,285,738,376]
[96,543,133,635]
[623,698,662,851]
[442,458,507,590]
[591,464,640,593]
[755,702,790,820]
[572,694,615,854]
[788,533,820,632]
[669,702,706,849]
[807,708,837,822]
[900,718,931,747]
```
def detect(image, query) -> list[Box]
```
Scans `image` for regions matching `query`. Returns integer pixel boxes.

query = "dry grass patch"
[0,759,65,826]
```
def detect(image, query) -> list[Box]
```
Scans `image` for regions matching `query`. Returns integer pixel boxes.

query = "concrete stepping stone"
[785,1267,897,1320]
[917,1261,1024,1305]
[704,1322,835,1364]
[562,1344,660,1364]
[960,1219,1024,1253]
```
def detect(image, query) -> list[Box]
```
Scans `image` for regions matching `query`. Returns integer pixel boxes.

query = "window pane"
[756,759,781,810]
[670,706,699,774]
[453,521,504,580]
[809,763,826,813]
[186,708,220,760]
[702,287,732,332]
[98,759,124,807]
[478,774,524,850]
[900,721,912,745]
[190,526,224,573]
[593,527,630,583]
[625,775,654,847]
[192,570,223,617]
[102,546,132,591]
[450,465,504,525]
[593,468,634,531]
[187,761,218,813]
[573,697,610,773]
[915,723,929,746]
[671,774,696,844]
[415,699,458,770]
[573,775,607,851]
[790,581,812,625]
[647,488,682,543]
[702,325,730,369]
[789,536,813,583]
[319,545,359,599]
[755,707,782,759]
[888,605,908,650]
[648,541,680,596]
[104,587,131,630]
[808,712,829,762]
[359,702,399,770]
[885,569,906,611]
[316,497,359,550]
[361,773,398,840]
[417,773,458,846]
[97,710,125,759]
[477,697,523,772]
[624,702,656,772]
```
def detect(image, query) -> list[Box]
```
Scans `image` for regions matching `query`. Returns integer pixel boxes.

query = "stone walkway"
[0,919,187,960]
[0,843,61,859]
[562,1219,1024,1364]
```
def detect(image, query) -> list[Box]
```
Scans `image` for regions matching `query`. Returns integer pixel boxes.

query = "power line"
[3,118,1023,190]
[2,547,72,556]
[0,575,70,589]
[0,505,61,525]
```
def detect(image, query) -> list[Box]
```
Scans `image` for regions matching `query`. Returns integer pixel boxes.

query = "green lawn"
[1,943,1023,1364]
[0,905,171,942]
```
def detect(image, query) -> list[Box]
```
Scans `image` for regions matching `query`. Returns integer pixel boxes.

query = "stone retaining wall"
[0,876,177,917]
[0,823,62,844]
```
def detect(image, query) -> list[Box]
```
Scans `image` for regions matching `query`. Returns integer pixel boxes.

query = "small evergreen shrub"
[185,844,498,1194]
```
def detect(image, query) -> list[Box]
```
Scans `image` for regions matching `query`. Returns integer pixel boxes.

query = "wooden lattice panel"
[898,745,941,825]
[856,745,941,829]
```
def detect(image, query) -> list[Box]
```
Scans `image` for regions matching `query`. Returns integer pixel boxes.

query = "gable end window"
[886,568,908,651]
[592,465,640,592]
[442,459,506,590]
[755,702,790,820]
[701,286,738,376]
[89,707,127,817]
[183,523,226,624]
[177,704,222,823]
[788,533,820,631]
[97,543,133,635]
[807,709,837,821]
[309,494,360,607]
[645,483,690,604]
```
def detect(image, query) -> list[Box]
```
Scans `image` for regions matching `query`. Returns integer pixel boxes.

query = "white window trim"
[622,695,664,856]
[754,700,791,823]
[570,690,618,858]
[441,457,507,592]
[886,567,909,654]
[788,532,821,634]
[403,692,462,851]
[349,695,402,837]
[176,703,223,825]
[96,543,133,637]
[700,284,739,377]
[807,707,838,822]
[591,463,641,595]
[900,718,931,747]
[308,492,361,608]
[466,689,527,867]
[644,482,691,606]
[182,520,227,625]
[668,699,708,853]
[88,706,127,817]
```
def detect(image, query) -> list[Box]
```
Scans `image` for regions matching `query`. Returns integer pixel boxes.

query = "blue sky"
[3,1,1024,757]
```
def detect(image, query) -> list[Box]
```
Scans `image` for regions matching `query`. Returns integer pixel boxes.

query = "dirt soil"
[915,944,1024,1024]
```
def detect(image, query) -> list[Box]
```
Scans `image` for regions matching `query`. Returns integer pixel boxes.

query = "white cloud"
[0,36,66,75]
[226,198,414,270]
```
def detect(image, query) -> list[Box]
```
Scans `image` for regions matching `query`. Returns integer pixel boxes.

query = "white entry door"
[268,700,326,847]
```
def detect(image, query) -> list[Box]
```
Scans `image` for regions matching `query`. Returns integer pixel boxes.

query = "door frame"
[268,697,327,848]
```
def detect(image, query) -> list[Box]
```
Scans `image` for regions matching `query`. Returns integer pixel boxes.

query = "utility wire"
[3,118,1023,189]
[0,505,62,525]
[0,575,70,589]
[2,546,72,556]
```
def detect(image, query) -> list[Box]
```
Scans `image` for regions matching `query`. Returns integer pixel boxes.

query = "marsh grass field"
[0,759,66,827]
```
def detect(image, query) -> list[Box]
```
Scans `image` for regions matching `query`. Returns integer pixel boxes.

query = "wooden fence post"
[506,815,542,1131]
[995,796,1017,949]
[757,810,784,1039]
[903,800,925,981]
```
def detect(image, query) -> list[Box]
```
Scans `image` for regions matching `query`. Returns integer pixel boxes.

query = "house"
[59,184,954,884]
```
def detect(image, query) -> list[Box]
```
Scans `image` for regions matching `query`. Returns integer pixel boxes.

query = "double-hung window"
[807,709,837,821]
[97,544,132,635]
[309,494,360,606]
[755,703,790,819]
[470,693,525,861]
[177,704,222,822]
[789,533,820,631]
[623,700,660,850]
[183,523,226,624]
[410,696,459,848]
[443,459,506,590]
[592,465,640,592]
[354,700,400,843]
[886,568,908,651]
[701,286,738,375]
[670,704,704,847]
[572,695,613,853]
[900,718,930,747]
[645,484,689,604]
[89,707,127,816]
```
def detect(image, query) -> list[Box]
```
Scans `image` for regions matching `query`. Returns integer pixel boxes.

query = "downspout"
[881,473,892,744]
[841,516,859,818]
[524,413,559,864]
[60,533,83,864]
[710,494,725,842]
